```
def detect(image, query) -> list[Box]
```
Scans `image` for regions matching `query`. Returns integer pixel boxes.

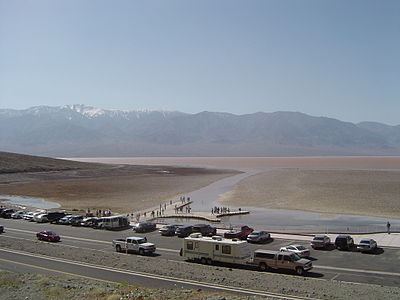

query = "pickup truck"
[112,237,156,255]
[251,249,313,275]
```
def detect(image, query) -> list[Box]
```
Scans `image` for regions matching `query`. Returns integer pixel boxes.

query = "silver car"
[280,244,310,258]
[247,231,270,243]
[11,211,26,219]
[357,238,377,253]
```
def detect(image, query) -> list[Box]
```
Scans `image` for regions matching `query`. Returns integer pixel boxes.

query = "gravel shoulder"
[1,236,399,300]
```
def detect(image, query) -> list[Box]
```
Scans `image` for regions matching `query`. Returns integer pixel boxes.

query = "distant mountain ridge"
[0,105,399,157]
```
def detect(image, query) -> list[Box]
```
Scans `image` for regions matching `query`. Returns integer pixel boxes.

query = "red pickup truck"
[224,225,254,239]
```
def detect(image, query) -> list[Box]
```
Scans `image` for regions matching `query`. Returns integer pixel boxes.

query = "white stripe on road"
[314,265,400,277]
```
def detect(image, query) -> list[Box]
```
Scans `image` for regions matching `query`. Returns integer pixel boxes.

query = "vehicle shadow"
[188,260,324,278]
[361,247,384,255]
[307,256,318,261]
[312,244,335,251]
[248,238,274,245]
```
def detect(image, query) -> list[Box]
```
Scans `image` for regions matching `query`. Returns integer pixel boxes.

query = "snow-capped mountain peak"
[63,104,106,118]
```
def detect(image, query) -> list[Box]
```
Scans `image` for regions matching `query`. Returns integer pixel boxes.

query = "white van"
[98,215,129,230]
[180,233,251,265]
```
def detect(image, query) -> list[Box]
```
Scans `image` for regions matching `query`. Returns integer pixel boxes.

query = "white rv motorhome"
[180,233,251,265]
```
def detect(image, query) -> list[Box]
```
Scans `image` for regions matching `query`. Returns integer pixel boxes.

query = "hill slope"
[0,151,100,174]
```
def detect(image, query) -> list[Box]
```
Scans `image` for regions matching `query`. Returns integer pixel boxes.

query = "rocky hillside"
[0,151,101,174]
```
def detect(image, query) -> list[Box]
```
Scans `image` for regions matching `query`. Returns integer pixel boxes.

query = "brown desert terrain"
[0,164,237,213]
[222,169,400,219]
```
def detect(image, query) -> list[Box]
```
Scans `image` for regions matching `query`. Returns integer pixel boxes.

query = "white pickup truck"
[251,249,313,275]
[112,237,156,255]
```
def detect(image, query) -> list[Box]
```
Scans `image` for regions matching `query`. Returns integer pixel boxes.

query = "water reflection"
[0,195,60,209]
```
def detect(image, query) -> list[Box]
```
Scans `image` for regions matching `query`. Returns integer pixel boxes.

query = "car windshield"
[137,238,147,244]
[314,237,324,240]
[290,254,301,261]
[251,232,260,236]
[46,231,56,235]
[296,246,306,250]
[360,239,370,244]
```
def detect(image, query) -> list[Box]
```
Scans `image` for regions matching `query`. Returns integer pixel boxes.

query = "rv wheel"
[207,258,213,265]
[200,257,207,264]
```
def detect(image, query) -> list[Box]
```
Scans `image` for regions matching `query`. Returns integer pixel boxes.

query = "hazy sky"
[1,0,399,124]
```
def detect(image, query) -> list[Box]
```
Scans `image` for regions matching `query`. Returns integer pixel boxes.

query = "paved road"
[1,218,400,288]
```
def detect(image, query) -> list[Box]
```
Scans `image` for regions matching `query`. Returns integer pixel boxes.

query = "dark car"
[192,224,217,236]
[36,230,60,242]
[133,222,157,233]
[335,235,354,251]
[0,225,4,233]
[46,211,66,223]
[70,216,85,226]
[159,224,180,236]
[224,225,254,239]
[175,225,193,237]
[1,209,16,218]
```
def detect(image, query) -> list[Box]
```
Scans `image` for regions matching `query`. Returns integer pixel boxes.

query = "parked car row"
[310,234,378,253]
[157,223,219,238]
[0,207,127,229]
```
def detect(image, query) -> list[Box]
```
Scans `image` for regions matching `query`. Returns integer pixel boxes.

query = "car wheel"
[296,267,304,276]
[139,248,145,255]
[116,245,122,252]
[259,263,267,271]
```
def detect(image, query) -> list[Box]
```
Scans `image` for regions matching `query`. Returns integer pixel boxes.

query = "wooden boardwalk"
[129,197,249,224]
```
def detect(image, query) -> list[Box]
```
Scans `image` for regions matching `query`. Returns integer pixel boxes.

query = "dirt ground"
[222,169,400,219]
[0,165,237,213]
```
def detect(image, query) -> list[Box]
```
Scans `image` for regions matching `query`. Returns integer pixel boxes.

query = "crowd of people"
[211,206,232,215]
[86,208,112,217]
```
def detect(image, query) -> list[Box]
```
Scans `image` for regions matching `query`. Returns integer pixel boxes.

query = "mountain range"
[1,105,399,157]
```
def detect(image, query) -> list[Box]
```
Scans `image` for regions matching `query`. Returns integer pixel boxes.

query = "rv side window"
[215,245,219,251]
[187,241,193,250]
[222,245,231,254]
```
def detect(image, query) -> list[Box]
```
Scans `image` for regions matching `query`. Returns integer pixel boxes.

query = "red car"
[224,225,254,239]
[36,231,60,242]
